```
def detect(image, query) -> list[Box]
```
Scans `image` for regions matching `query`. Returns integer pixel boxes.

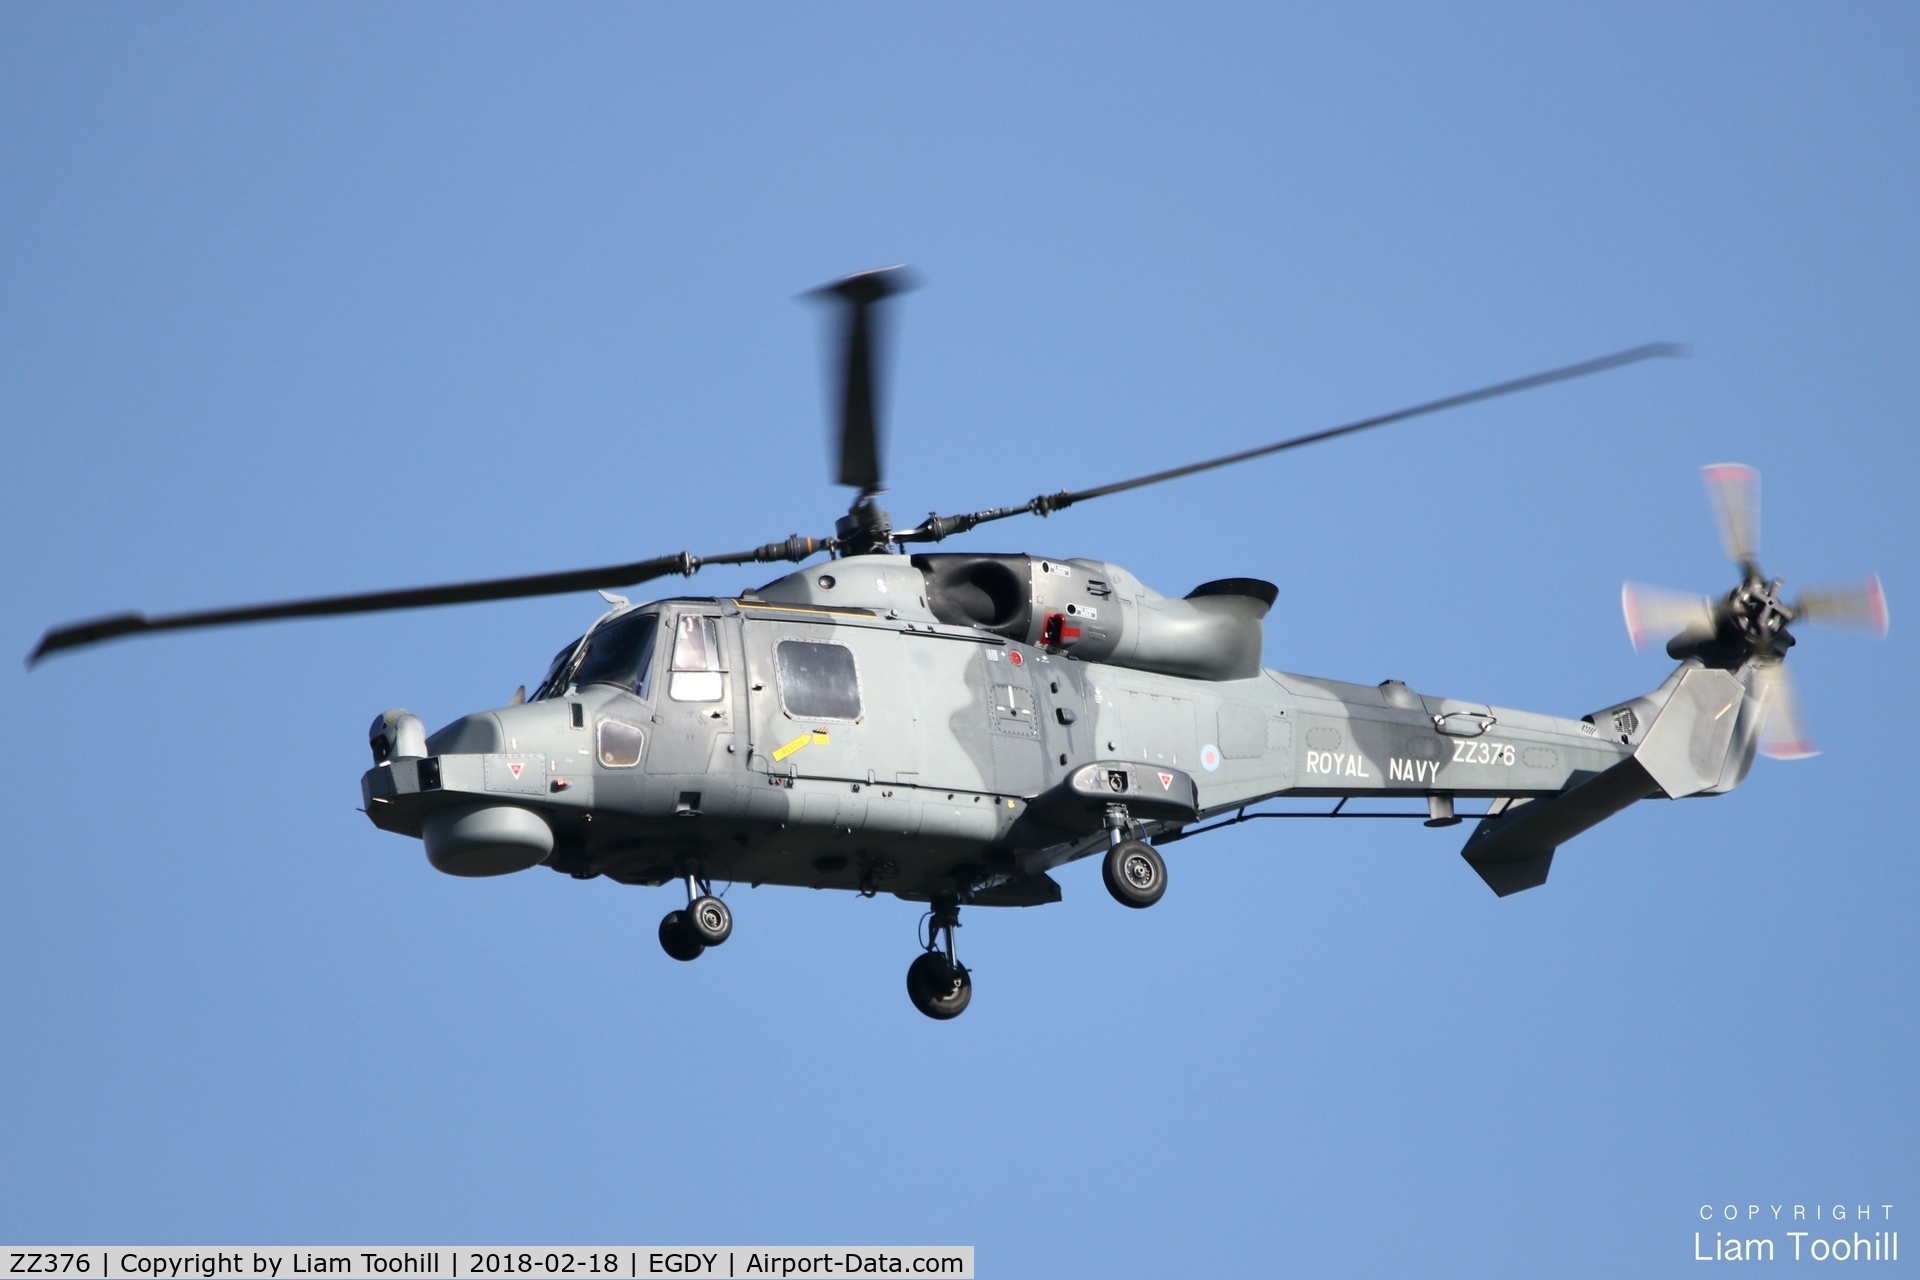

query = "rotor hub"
[1725,575,1795,655]
[835,497,894,557]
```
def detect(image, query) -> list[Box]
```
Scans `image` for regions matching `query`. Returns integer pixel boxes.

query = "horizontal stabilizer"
[1461,757,1659,896]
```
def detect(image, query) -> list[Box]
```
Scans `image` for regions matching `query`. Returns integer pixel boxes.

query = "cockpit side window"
[570,611,660,697]
[670,615,725,702]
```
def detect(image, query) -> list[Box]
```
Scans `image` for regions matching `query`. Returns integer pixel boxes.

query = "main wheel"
[1103,840,1167,908]
[906,951,973,1020]
[686,895,732,946]
[658,910,705,962]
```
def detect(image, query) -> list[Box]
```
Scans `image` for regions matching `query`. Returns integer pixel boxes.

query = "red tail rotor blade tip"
[1702,463,1759,484]
[1621,584,1647,651]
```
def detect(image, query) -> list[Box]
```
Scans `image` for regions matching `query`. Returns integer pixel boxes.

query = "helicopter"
[31,267,1889,1020]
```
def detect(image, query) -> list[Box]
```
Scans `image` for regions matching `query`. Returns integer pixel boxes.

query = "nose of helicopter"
[361,698,578,879]
[423,710,506,755]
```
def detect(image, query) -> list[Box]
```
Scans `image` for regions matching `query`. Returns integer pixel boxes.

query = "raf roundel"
[1200,744,1221,772]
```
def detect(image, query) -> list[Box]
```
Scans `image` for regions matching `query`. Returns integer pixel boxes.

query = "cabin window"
[571,611,659,697]
[776,640,862,721]
[670,615,725,702]
[597,718,645,768]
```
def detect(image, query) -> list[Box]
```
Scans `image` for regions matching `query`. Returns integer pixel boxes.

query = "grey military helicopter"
[32,268,1889,1019]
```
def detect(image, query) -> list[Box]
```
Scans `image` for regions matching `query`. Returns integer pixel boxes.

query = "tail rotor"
[1620,464,1888,760]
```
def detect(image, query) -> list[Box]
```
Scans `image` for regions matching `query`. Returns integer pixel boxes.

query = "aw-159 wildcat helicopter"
[32,268,1889,1019]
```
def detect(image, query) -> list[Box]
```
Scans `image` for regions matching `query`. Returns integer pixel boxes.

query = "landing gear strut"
[906,895,972,1020]
[658,866,731,961]
[1101,804,1166,908]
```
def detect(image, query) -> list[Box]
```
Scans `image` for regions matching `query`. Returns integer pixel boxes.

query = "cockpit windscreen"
[568,611,660,697]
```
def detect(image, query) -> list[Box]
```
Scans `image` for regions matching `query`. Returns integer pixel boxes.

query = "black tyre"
[686,895,732,946]
[658,910,705,962]
[906,951,973,1020]
[1103,840,1167,908]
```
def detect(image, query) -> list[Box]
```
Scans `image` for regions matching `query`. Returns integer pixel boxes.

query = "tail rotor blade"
[1793,573,1890,637]
[1753,662,1818,760]
[1702,463,1761,570]
[810,266,917,496]
[1621,581,1715,652]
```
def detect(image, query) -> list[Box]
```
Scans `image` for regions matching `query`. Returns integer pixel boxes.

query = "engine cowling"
[912,553,1275,681]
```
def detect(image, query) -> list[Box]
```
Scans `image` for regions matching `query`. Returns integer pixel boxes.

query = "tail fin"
[1460,665,1749,895]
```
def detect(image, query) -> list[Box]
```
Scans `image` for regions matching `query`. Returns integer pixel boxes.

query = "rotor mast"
[812,265,918,556]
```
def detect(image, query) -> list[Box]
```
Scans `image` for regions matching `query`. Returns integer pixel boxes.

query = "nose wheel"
[907,896,972,1020]
[658,867,732,961]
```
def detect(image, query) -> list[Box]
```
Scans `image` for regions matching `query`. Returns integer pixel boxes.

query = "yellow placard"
[771,730,830,762]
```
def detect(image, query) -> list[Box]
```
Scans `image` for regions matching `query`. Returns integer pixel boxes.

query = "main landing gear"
[659,866,731,962]
[906,896,972,1020]
[1101,804,1166,909]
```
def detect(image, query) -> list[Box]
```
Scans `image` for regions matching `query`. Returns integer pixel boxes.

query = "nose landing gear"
[658,866,732,961]
[906,896,972,1020]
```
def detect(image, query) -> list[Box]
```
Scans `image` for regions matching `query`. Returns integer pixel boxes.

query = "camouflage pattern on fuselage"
[362,554,1765,901]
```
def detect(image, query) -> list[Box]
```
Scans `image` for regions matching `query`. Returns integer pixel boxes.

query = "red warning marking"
[1157,772,1173,789]
[508,761,524,778]
[1039,616,1085,648]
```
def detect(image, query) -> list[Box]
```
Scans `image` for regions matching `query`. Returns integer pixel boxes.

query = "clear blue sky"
[3,6,1915,1276]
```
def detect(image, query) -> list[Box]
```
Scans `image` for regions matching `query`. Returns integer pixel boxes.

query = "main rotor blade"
[28,534,830,664]
[810,266,917,496]
[1752,661,1817,760]
[898,341,1686,542]
[1792,573,1889,637]
[1702,462,1761,571]
[1621,582,1716,653]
